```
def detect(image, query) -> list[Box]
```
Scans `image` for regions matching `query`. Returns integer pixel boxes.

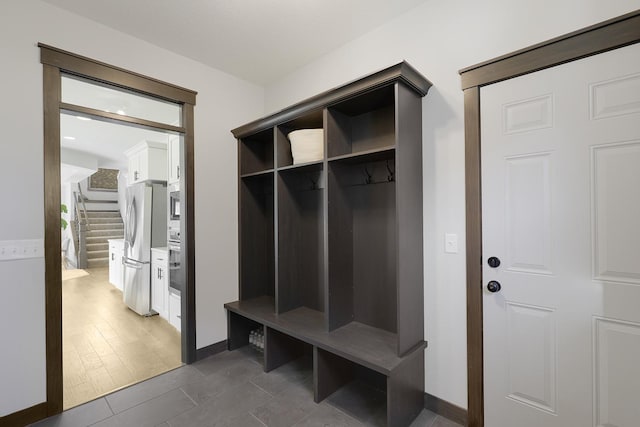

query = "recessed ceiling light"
[116,109,126,115]
[76,116,91,121]
[63,136,76,140]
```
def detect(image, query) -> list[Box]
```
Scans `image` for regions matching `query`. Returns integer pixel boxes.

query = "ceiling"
[52,0,429,178]
[60,113,170,172]
[41,0,428,85]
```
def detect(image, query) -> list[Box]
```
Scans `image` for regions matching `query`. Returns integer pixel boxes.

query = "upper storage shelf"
[231,62,432,140]
[240,127,274,176]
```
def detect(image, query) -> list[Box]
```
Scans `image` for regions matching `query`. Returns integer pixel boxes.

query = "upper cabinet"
[167,136,181,185]
[125,140,167,185]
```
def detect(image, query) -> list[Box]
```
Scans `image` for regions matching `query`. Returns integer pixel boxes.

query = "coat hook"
[364,166,372,184]
[386,160,395,182]
[309,177,317,190]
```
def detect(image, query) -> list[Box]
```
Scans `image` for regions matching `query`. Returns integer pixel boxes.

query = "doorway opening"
[60,100,183,408]
[41,44,197,416]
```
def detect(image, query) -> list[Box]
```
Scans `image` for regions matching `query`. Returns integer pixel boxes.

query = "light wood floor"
[63,267,181,409]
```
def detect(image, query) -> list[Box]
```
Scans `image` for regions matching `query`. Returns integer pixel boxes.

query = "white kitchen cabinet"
[167,136,180,185]
[108,239,124,291]
[125,140,168,185]
[169,291,181,332]
[151,247,168,319]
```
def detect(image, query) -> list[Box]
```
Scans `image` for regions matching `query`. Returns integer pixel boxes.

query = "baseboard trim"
[0,402,48,427]
[195,339,227,361]
[425,392,468,426]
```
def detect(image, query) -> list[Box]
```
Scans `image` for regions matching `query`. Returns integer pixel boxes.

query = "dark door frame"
[40,44,198,418]
[459,10,640,427]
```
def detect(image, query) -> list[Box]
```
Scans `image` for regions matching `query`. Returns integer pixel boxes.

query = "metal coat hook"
[386,160,395,182]
[364,166,373,184]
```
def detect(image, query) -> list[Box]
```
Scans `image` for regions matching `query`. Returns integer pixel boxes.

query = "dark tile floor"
[31,347,463,427]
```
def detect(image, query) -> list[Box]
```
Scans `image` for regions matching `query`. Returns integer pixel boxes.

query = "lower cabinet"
[108,239,124,291]
[168,291,181,332]
[151,248,168,319]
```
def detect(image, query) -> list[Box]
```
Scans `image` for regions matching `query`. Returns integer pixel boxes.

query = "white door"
[481,42,640,427]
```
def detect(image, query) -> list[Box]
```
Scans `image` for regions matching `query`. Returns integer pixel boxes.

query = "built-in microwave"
[169,191,180,221]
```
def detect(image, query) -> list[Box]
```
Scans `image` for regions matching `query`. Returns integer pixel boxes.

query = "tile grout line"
[160,388,201,426]
[248,379,277,397]
[249,411,269,427]
[103,396,116,416]
[321,400,367,426]
[179,386,199,407]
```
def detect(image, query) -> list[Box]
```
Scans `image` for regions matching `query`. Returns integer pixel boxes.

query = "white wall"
[263,0,640,408]
[0,0,263,416]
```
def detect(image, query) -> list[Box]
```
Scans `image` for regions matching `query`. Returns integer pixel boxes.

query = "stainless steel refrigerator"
[123,182,167,315]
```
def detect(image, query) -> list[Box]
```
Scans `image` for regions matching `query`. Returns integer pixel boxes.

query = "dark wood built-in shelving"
[227,61,432,427]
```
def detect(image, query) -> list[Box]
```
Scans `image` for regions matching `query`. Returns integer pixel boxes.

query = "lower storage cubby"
[265,327,312,373]
[314,347,424,427]
[226,307,426,427]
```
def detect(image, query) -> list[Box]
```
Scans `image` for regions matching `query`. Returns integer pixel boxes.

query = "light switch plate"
[445,233,458,254]
[0,239,45,261]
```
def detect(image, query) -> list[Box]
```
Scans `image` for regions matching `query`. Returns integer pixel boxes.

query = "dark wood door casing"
[459,9,640,427]
[38,44,198,421]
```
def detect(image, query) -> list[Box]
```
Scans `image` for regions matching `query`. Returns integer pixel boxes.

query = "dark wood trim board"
[39,43,197,105]
[0,402,48,427]
[34,44,198,425]
[195,340,228,361]
[182,102,197,364]
[459,9,640,427]
[425,393,468,426]
[43,62,64,416]
[460,10,640,89]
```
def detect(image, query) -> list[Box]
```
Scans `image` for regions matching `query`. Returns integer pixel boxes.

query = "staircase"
[85,211,124,268]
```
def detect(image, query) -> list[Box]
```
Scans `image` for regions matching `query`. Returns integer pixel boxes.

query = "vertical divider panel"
[272,127,280,314]
[322,109,330,331]
[387,347,425,427]
[395,83,425,356]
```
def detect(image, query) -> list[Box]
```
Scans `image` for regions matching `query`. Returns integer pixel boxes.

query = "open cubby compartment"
[314,346,425,427]
[276,163,325,314]
[240,127,274,175]
[327,84,396,159]
[239,173,275,301]
[264,327,313,374]
[326,150,397,334]
[227,311,265,365]
[276,109,324,168]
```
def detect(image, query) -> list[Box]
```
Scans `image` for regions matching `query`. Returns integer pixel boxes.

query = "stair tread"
[77,211,124,269]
